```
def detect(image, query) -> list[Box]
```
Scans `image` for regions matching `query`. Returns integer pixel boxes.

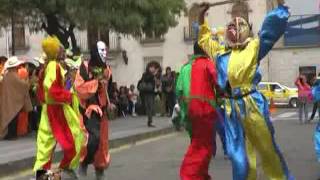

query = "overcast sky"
[287,0,319,15]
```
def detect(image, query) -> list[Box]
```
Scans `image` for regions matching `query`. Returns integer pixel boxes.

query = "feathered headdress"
[42,36,61,60]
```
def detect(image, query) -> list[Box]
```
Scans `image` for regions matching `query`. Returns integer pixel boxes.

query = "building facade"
[0,0,319,87]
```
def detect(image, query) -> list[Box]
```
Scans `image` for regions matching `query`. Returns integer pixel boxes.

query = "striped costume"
[34,37,84,172]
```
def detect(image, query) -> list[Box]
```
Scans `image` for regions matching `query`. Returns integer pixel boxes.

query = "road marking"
[275,112,297,119]
[2,133,179,180]
[272,117,299,121]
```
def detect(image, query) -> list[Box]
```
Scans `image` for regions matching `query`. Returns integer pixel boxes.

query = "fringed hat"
[42,36,61,60]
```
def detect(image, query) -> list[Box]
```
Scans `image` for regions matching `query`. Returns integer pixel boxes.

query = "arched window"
[231,1,249,22]
[184,5,200,41]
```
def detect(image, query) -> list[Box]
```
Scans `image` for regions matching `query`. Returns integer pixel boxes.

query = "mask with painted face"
[226,17,251,49]
[97,41,107,63]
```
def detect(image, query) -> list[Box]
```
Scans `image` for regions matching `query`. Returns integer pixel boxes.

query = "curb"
[0,126,175,178]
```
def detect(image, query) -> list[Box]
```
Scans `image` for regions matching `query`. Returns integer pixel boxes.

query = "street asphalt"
[3,108,320,180]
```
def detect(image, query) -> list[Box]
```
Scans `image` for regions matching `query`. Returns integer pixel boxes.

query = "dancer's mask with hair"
[226,17,251,49]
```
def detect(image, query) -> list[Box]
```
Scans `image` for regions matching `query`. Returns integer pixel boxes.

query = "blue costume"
[312,81,320,161]
[198,5,294,180]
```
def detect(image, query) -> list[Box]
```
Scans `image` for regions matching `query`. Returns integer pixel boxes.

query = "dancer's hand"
[85,105,103,118]
[199,2,210,24]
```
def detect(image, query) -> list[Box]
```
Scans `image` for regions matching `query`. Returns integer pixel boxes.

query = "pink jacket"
[295,77,312,102]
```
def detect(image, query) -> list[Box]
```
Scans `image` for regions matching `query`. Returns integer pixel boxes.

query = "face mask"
[97,41,107,63]
[226,17,250,49]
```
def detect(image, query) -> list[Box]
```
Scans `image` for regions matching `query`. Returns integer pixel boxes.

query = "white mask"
[97,41,107,63]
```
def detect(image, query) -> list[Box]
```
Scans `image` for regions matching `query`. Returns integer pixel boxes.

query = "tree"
[0,0,186,54]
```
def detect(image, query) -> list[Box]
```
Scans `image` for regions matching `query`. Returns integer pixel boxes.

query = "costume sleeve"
[74,70,98,100]
[206,61,218,86]
[258,5,290,61]
[198,20,224,59]
[44,61,72,104]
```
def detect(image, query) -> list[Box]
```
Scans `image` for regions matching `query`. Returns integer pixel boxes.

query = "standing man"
[198,0,294,179]
[176,42,218,180]
[34,36,84,179]
[75,41,111,180]
[162,67,175,116]
[138,62,159,127]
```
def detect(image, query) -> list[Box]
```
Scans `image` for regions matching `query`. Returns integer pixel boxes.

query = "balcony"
[76,31,121,53]
[284,14,320,47]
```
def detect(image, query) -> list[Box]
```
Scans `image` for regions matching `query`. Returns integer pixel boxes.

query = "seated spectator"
[128,84,138,116]
[119,86,129,117]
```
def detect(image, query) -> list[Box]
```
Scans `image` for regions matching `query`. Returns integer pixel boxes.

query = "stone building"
[0,0,319,87]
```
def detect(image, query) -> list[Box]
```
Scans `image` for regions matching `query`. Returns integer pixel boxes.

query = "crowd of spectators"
[0,55,178,139]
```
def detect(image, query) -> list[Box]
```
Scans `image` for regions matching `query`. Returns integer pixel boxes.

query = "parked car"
[257,82,298,108]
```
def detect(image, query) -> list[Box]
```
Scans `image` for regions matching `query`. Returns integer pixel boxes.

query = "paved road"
[0,116,172,165]
[6,108,320,180]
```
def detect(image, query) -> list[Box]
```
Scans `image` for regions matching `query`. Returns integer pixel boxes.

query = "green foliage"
[0,0,186,36]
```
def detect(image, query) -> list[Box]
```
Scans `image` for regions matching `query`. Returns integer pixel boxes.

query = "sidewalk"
[0,116,174,177]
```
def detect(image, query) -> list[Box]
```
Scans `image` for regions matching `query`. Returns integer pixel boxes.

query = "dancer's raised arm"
[198,3,225,59]
[258,0,289,61]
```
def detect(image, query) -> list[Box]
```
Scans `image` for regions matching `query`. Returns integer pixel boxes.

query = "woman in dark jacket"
[138,62,159,127]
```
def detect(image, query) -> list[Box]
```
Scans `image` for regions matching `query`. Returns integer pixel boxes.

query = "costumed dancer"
[33,36,84,179]
[312,76,320,168]
[75,41,111,180]
[198,0,294,179]
[176,42,218,180]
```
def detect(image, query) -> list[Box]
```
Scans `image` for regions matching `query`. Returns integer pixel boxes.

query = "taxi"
[257,82,298,108]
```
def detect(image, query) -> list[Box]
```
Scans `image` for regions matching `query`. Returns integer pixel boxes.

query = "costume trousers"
[314,122,320,162]
[34,105,79,171]
[81,111,110,170]
[310,102,320,121]
[224,94,294,180]
[180,114,215,180]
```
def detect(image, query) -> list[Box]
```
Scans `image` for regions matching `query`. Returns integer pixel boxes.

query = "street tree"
[0,0,186,54]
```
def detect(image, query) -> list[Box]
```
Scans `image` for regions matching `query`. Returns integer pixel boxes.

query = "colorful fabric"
[314,122,320,162]
[177,56,218,180]
[198,5,294,180]
[213,107,227,156]
[312,85,320,102]
[16,111,29,136]
[75,62,111,170]
[34,61,84,171]
[313,84,320,160]
[176,57,193,136]
[180,115,215,180]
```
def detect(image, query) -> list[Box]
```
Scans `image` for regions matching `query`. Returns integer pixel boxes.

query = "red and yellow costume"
[33,37,84,171]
